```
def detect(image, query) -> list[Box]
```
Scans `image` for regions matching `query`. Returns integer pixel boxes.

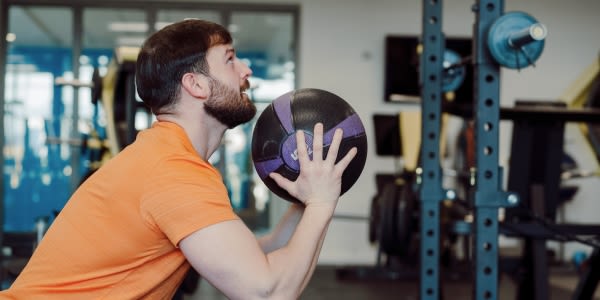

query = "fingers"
[269,172,293,192]
[295,128,309,166]
[295,122,324,164]
[293,122,356,170]
[268,123,359,206]
[325,128,343,164]
[312,123,324,161]
[334,147,358,173]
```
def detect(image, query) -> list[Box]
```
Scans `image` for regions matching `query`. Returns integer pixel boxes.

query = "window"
[1,1,299,232]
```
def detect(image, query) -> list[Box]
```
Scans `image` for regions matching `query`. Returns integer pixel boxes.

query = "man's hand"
[269,122,357,210]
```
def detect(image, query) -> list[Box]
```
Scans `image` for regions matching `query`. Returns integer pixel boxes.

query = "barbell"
[440,11,547,92]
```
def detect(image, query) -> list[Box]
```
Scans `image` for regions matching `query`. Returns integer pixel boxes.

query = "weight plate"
[442,49,466,92]
[488,11,545,69]
[368,195,380,244]
[378,179,417,258]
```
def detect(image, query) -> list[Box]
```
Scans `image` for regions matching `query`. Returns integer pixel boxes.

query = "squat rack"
[419,0,517,299]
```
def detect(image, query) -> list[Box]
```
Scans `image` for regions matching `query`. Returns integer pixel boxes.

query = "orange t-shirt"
[1,121,238,299]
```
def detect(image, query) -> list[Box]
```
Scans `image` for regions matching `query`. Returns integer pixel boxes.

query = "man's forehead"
[207,44,234,56]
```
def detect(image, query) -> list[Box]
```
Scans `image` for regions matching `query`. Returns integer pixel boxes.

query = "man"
[1,19,356,299]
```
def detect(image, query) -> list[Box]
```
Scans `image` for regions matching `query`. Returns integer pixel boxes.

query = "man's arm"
[180,123,356,299]
[180,206,332,299]
[257,204,303,254]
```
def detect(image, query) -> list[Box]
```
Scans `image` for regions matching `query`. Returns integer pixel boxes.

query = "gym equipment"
[419,1,541,299]
[442,11,547,90]
[101,46,144,156]
[500,100,600,300]
[429,11,547,97]
[584,62,600,162]
[573,248,600,299]
[251,88,368,204]
[420,45,467,93]
[419,1,447,297]
[377,174,418,258]
[436,11,547,95]
[487,11,547,69]
[367,110,468,267]
[442,49,466,92]
[384,36,473,102]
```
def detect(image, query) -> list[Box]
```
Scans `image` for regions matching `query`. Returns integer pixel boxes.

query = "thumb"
[269,172,294,191]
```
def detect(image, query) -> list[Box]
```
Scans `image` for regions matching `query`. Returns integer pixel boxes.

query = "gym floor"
[184,265,600,300]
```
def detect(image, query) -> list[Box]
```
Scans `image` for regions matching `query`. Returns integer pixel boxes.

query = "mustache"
[241,79,250,92]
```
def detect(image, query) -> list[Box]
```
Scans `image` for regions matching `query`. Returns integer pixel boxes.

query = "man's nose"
[238,60,253,80]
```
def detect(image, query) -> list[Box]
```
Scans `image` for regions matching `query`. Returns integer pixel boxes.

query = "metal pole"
[472,1,504,299]
[70,7,83,190]
[419,0,445,298]
[0,0,9,281]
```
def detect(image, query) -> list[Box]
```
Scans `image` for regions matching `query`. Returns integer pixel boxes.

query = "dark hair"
[135,19,232,114]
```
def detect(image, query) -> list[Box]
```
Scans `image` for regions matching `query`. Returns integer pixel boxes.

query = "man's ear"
[181,73,209,99]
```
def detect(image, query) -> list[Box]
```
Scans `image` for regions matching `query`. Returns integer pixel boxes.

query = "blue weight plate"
[442,49,466,92]
[488,11,545,69]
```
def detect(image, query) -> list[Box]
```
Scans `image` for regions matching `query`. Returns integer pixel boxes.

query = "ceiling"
[5,5,296,66]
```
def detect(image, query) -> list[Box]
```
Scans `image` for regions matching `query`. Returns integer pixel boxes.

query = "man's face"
[203,44,256,128]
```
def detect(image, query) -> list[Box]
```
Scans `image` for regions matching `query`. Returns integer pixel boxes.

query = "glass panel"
[156,10,221,30]
[222,12,296,229]
[80,8,147,172]
[2,3,298,236]
[231,12,295,102]
[7,6,73,47]
[83,9,147,49]
[4,6,73,232]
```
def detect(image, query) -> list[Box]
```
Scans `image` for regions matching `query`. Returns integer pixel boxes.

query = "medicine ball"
[251,88,368,204]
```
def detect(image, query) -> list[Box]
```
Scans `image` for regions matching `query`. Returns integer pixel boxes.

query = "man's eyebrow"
[224,48,235,57]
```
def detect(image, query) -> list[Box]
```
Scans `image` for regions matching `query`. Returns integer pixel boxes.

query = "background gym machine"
[418,0,548,298]
[420,0,600,299]
[360,0,599,299]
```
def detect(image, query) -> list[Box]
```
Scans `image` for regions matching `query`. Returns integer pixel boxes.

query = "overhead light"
[228,24,239,33]
[154,22,173,31]
[6,33,16,42]
[116,36,146,46]
[6,63,37,72]
[108,22,148,33]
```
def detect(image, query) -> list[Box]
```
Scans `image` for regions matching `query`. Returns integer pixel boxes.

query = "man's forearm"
[264,205,334,299]
[298,223,328,292]
[258,204,304,253]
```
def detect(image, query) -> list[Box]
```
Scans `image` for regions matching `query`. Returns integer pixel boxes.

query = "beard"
[204,76,257,129]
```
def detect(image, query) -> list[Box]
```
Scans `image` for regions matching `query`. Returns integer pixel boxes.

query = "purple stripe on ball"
[323,114,365,146]
[254,157,284,179]
[273,92,295,134]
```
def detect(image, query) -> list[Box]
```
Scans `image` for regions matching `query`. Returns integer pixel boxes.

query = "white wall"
[213,0,600,265]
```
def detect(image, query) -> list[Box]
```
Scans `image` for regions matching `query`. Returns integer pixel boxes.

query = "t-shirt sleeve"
[140,157,239,246]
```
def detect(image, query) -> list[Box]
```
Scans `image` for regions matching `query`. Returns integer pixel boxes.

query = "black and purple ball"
[251,88,368,204]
